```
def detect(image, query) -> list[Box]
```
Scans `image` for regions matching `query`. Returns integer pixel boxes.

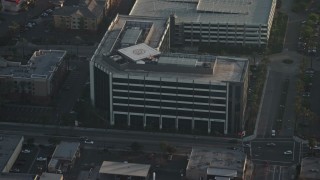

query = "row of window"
[113,92,226,104]
[113,105,226,119]
[112,78,227,90]
[113,85,226,97]
[113,98,226,111]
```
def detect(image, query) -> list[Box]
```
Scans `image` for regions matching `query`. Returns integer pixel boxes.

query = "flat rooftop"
[0,173,34,180]
[37,172,63,180]
[96,14,169,57]
[300,157,320,180]
[52,141,80,161]
[130,0,274,25]
[99,161,150,177]
[187,147,246,175]
[0,50,66,79]
[0,135,23,173]
[95,51,248,83]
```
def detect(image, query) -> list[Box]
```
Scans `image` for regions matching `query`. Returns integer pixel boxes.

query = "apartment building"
[0,50,67,104]
[130,0,277,47]
[90,15,249,135]
[53,0,105,31]
[1,0,26,12]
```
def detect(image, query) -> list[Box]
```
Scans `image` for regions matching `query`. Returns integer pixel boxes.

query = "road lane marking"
[292,142,295,161]
[279,166,282,180]
[252,159,292,164]
[272,166,276,180]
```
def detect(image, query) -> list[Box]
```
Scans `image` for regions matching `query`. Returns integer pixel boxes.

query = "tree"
[308,13,319,23]
[130,142,143,152]
[26,138,34,145]
[301,25,313,39]
[308,138,317,150]
[166,145,177,154]
[8,21,20,34]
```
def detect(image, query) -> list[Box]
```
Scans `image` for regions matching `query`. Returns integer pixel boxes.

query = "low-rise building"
[186,147,247,180]
[99,161,151,180]
[0,50,67,105]
[1,0,26,12]
[48,141,80,173]
[34,172,63,180]
[300,157,320,180]
[53,0,105,31]
[0,135,24,173]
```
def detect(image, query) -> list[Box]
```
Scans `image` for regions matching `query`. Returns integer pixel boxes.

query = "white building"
[130,0,277,47]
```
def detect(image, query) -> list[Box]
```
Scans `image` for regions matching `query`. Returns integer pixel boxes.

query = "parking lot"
[10,144,55,174]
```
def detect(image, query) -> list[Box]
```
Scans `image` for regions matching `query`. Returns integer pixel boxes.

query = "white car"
[283,150,292,155]
[84,140,94,144]
[36,157,47,161]
[21,149,31,153]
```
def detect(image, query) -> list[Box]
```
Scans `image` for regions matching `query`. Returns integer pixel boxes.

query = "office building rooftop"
[130,0,274,25]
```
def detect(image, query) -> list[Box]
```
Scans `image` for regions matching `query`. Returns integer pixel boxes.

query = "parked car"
[266,143,276,147]
[21,149,31,153]
[84,140,94,144]
[283,150,292,155]
[36,157,47,161]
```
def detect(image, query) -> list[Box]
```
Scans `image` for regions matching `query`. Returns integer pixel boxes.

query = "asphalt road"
[0,123,244,154]
[256,70,283,138]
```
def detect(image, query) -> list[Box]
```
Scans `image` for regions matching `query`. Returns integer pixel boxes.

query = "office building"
[90,14,249,135]
[130,0,277,47]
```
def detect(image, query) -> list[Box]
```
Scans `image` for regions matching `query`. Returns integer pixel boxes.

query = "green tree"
[166,145,177,154]
[26,138,34,145]
[130,142,143,152]
[8,21,20,34]
[308,13,319,23]
[301,25,314,39]
[20,1,28,11]
[308,138,317,150]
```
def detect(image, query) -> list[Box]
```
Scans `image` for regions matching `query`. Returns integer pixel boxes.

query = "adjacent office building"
[130,0,277,47]
[0,50,67,104]
[90,15,249,135]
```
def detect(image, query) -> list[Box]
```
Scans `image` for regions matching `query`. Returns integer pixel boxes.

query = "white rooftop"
[187,147,246,173]
[118,43,160,61]
[0,50,66,79]
[52,141,80,161]
[130,0,274,25]
[99,161,150,177]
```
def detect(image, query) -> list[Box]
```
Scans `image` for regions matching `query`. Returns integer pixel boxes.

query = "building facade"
[90,15,248,135]
[53,0,104,31]
[1,0,26,12]
[0,50,67,104]
[130,0,277,47]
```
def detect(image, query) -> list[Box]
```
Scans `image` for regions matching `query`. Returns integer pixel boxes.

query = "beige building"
[53,0,105,31]
[300,157,320,180]
[0,50,67,105]
[186,148,248,180]
[34,172,63,180]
